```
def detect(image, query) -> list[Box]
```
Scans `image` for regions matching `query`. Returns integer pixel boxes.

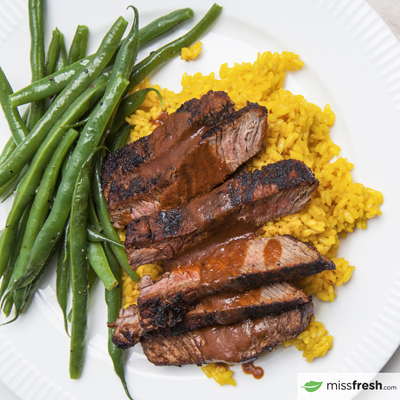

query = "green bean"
[14,228,63,318]
[14,31,137,288]
[54,32,68,72]
[63,115,90,129]
[45,28,61,76]
[0,104,30,173]
[21,107,30,125]
[28,0,45,86]
[109,7,139,84]
[0,68,29,201]
[2,103,27,140]
[108,123,131,154]
[88,196,102,232]
[61,145,75,177]
[87,241,118,290]
[88,263,98,292]
[26,0,45,131]
[0,175,19,200]
[10,57,94,108]
[0,201,33,319]
[0,67,29,144]
[92,153,138,282]
[0,137,16,166]
[69,155,91,380]
[12,74,129,290]
[107,87,162,147]
[0,165,28,201]
[67,262,97,324]
[3,130,78,317]
[0,17,127,187]
[105,6,139,139]
[103,242,133,400]
[7,129,78,298]
[87,225,124,247]
[56,223,70,335]
[0,261,13,309]
[68,25,89,64]
[127,3,222,93]
[0,77,108,281]
[0,291,13,320]
[14,129,74,318]
[0,202,32,303]
[138,8,194,47]
[107,7,195,68]
[115,88,162,132]
[10,8,193,107]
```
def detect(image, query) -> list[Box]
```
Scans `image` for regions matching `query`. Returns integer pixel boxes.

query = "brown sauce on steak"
[102,91,237,226]
[125,159,319,269]
[199,290,261,310]
[242,361,264,379]
[111,282,311,349]
[201,320,255,362]
[106,97,268,228]
[163,228,255,273]
[139,303,314,366]
[154,110,168,126]
[162,229,254,287]
[264,238,282,264]
[198,239,248,285]
[109,96,321,367]
[136,234,333,331]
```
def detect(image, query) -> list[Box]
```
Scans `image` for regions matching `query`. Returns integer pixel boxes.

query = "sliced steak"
[110,305,141,350]
[136,234,332,330]
[110,282,311,349]
[101,90,235,207]
[125,159,319,268]
[141,302,314,366]
[106,102,268,228]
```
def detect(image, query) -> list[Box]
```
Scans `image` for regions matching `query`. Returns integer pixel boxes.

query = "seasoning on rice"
[121,50,383,383]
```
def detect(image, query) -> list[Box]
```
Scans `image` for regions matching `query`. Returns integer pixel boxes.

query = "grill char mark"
[140,302,314,366]
[101,90,235,216]
[110,282,312,349]
[105,101,268,228]
[125,159,319,269]
[135,234,334,330]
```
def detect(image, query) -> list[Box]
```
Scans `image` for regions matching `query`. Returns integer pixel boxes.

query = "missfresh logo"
[301,381,323,392]
[298,373,400,400]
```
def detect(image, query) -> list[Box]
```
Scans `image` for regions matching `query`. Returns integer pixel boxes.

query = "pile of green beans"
[0,1,222,398]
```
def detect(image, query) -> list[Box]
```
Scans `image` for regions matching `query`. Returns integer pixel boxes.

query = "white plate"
[1,0,400,399]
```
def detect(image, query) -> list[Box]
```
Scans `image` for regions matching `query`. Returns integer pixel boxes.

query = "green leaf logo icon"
[301,381,323,392]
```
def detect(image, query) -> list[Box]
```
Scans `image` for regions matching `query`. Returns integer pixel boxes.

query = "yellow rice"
[283,317,334,362]
[121,51,383,385]
[201,363,237,387]
[180,41,202,61]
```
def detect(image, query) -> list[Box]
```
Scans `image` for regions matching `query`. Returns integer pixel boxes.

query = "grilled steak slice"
[137,234,333,330]
[101,90,235,206]
[125,159,319,268]
[110,305,141,350]
[141,302,314,366]
[111,282,311,349]
[106,102,268,228]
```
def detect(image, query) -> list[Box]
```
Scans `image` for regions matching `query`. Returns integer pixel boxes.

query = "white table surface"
[0,0,399,399]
